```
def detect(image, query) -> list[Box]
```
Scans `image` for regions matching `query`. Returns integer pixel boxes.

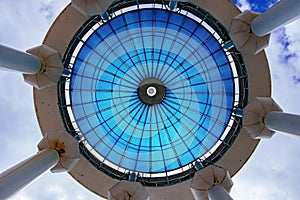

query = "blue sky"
[1,0,300,199]
[232,0,278,12]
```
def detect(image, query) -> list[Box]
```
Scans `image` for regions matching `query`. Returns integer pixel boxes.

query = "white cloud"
[40,2,55,22]
[232,133,300,200]
[266,22,300,113]
[235,0,251,11]
[0,0,69,50]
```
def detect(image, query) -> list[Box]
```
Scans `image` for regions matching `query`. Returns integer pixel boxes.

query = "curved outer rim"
[34,1,271,199]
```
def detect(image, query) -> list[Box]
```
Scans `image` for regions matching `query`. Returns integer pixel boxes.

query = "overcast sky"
[1,0,300,199]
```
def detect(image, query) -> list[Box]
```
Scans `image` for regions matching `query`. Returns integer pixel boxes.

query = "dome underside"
[59,1,247,186]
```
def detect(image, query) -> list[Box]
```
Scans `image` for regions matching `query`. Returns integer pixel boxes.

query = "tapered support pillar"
[190,165,233,200]
[0,131,80,199]
[0,149,59,199]
[0,44,64,89]
[243,97,282,139]
[265,111,300,137]
[229,11,270,55]
[108,180,150,200]
[252,0,300,36]
[0,44,42,74]
[37,131,80,173]
[23,45,64,90]
[243,97,300,139]
[208,185,233,200]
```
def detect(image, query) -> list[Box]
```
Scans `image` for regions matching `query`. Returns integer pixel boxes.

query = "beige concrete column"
[108,180,150,200]
[0,44,42,74]
[252,0,300,36]
[0,149,59,199]
[190,165,233,200]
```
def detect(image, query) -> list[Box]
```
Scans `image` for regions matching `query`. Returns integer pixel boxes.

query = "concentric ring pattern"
[70,8,234,173]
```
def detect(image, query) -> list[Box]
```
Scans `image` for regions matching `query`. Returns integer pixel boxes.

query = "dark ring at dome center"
[138,78,165,105]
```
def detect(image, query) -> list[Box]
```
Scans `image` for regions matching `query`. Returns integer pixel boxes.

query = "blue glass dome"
[58,1,249,186]
[69,7,234,173]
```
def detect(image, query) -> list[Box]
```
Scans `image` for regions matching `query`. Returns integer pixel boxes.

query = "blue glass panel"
[77,45,91,62]
[97,24,113,39]
[182,19,198,35]
[165,159,179,171]
[194,26,210,42]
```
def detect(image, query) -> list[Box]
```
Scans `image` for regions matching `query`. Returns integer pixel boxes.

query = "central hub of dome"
[138,78,165,105]
[147,86,156,96]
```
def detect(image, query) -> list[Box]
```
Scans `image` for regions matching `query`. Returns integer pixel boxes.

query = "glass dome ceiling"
[59,0,247,186]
